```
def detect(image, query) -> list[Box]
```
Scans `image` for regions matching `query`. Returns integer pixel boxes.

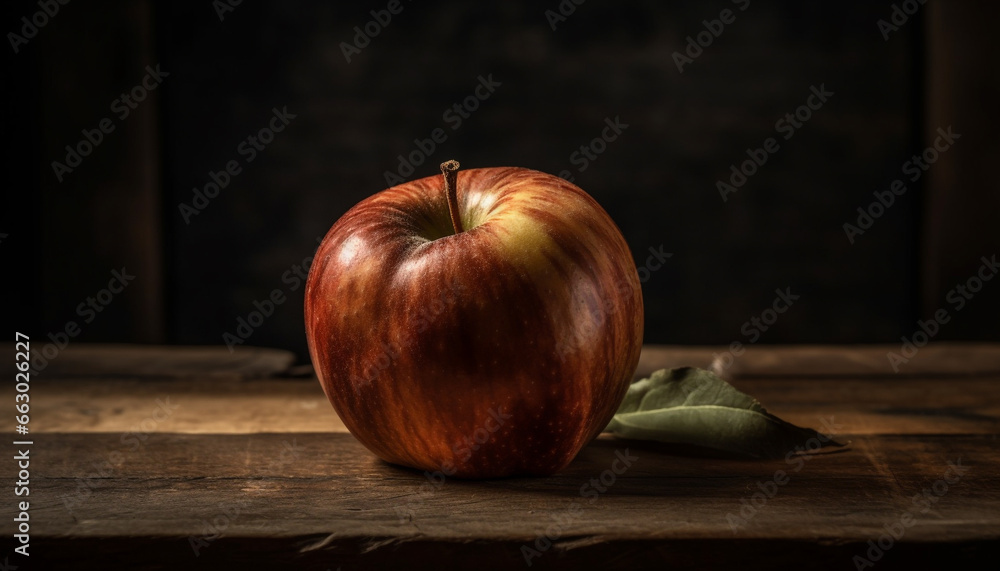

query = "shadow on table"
[378,435,851,501]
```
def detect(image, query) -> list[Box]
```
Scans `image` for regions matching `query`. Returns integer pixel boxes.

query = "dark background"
[3,0,998,364]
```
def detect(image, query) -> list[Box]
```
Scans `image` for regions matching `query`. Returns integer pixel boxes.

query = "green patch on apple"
[605,367,845,459]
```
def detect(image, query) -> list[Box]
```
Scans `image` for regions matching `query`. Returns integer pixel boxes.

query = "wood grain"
[19,343,297,379]
[922,1,1000,340]
[13,342,998,382]
[13,432,999,570]
[15,376,1000,436]
[637,343,1000,378]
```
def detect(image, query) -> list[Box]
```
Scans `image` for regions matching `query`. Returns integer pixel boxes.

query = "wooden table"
[6,343,1000,570]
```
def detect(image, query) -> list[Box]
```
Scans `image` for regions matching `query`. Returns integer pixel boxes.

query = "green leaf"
[604,367,844,459]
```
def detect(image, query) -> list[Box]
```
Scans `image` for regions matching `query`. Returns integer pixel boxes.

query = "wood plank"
[14,376,1000,436]
[921,1,1000,340]
[35,0,166,343]
[25,536,1000,571]
[11,343,1000,382]
[5,343,998,568]
[18,378,347,434]
[637,343,1000,378]
[18,343,297,379]
[14,432,999,570]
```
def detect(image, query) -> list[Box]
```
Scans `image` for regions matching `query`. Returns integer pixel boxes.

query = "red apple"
[305,161,643,478]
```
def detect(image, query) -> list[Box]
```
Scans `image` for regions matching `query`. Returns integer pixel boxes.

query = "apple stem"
[441,160,463,235]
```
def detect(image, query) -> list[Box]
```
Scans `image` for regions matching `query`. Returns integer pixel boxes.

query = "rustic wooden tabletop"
[6,343,999,570]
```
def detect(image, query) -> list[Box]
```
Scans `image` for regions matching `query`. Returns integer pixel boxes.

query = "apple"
[305,161,643,478]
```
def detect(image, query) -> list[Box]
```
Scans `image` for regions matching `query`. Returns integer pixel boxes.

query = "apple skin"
[305,166,643,478]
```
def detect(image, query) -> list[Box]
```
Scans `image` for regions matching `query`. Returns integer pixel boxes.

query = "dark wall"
[4,0,998,363]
